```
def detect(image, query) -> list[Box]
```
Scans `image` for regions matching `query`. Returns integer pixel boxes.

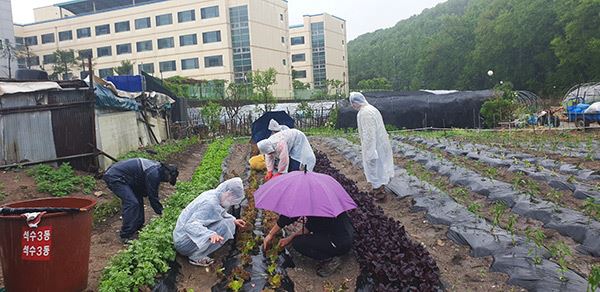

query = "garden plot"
[403,135,600,183]
[397,136,600,218]
[390,139,600,271]
[316,137,593,291]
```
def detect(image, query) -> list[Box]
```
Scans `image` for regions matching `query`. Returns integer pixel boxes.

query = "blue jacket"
[104,158,165,214]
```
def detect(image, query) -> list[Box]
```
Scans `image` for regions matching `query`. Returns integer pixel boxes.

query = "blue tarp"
[94,83,139,111]
[251,111,295,143]
[106,75,144,93]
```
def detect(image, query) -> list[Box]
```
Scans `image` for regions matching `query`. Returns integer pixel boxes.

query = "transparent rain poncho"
[173,178,244,259]
[268,119,290,133]
[350,92,395,188]
[257,129,316,173]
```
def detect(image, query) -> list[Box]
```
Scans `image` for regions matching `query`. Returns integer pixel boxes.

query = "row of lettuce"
[99,138,233,291]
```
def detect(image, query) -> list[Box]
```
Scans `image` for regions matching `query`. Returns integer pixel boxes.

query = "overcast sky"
[11,0,448,40]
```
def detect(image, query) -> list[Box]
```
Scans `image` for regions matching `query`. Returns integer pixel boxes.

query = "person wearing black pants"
[263,212,354,277]
[103,158,179,243]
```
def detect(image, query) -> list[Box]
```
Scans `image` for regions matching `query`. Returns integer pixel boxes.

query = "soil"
[176,142,251,291]
[85,142,207,290]
[311,139,521,292]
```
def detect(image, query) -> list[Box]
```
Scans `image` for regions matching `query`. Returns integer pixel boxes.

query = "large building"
[0,0,17,78]
[13,0,293,98]
[289,13,348,93]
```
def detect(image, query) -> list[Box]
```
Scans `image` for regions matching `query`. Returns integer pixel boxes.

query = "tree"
[293,79,310,90]
[0,40,18,79]
[326,79,346,108]
[51,49,78,80]
[114,60,135,76]
[200,101,223,134]
[222,82,249,123]
[249,68,278,113]
[357,77,392,91]
[480,82,519,128]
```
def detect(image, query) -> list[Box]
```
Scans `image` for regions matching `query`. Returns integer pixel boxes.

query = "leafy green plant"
[200,102,223,133]
[93,198,121,226]
[99,139,233,291]
[525,227,546,265]
[491,201,507,232]
[549,241,571,282]
[452,187,470,204]
[485,167,499,179]
[27,163,96,197]
[324,279,351,292]
[0,182,5,201]
[507,214,517,246]
[227,279,244,292]
[588,265,600,292]
[547,190,564,209]
[583,198,600,222]
[119,137,198,162]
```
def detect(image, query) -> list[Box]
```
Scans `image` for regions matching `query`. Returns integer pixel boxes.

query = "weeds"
[549,241,571,282]
[27,163,96,197]
[583,198,600,222]
[324,279,351,292]
[507,214,517,246]
[93,198,121,226]
[588,265,600,292]
[467,202,482,217]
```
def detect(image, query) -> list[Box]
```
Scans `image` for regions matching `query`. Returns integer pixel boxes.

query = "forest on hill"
[347,0,600,97]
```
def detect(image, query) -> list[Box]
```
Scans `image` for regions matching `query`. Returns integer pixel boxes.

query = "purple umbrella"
[254,171,357,218]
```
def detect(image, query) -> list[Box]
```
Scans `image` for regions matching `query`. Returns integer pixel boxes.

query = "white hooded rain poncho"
[268,119,290,133]
[350,92,395,188]
[256,128,316,173]
[173,178,244,261]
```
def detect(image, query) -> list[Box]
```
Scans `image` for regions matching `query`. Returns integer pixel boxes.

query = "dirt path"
[311,139,521,291]
[86,142,207,290]
[176,142,250,291]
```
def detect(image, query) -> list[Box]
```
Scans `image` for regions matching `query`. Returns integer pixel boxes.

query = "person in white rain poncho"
[349,92,395,201]
[257,128,316,180]
[173,178,247,266]
[268,119,290,135]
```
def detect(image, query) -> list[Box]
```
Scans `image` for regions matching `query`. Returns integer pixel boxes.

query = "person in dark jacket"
[103,158,179,243]
[262,212,354,277]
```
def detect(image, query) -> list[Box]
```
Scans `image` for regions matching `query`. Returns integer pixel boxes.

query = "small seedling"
[507,214,517,246]
[227,279,244,292]
[485,167,498,179]
[549,241,571,282]
[588,265,600,292]
[453,188,470,203]
[467,202,482,218]
[547,190,564,208]
[491,201,507,232]
[525,227,545,265]
[583,198,600,222]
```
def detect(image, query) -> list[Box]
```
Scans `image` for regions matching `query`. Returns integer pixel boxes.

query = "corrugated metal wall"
[0,89,96,170]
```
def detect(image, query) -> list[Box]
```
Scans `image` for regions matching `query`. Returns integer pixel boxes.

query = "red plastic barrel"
[0,197,96,292]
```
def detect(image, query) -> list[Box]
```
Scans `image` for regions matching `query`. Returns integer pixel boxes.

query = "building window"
[157,37,175,49]
[24,36,38,46]
[342,40,345,45]
[204,55,223,68]
[292,53,306,62]
[281,36,285,43]
[178,10,196,23]
[15,37,24,45]
[58,30,72,41]
[342,23,344,29]
[156,14,173,26]
[43,54,56,64]
[99,68,114,78]
[115,21,130,33]
[41,33,55,44]
[116,43,132,55]
[293,70,307,79]
[230,5,251,82]
[138,63,154,74]
[97,46,112,57]
[311,22,327,88]
[179,34,197,46]
[78,49,93,59]
[282,59,287,66]
[159,60,176,72]
[280,14,284,21]
[291,36,304,45]
[77,28,91,38]
[202,31,222,44]
[28,56,40,66]
[136,40,153,52]
[135,17,151,29]
[201,6,219,19]
[95,24,110,36]
[181,58,199,70]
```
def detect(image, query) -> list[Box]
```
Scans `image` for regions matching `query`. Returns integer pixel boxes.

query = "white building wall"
[0,0,17,78]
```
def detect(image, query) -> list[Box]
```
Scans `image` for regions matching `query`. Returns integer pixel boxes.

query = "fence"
[172,102,334,139]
